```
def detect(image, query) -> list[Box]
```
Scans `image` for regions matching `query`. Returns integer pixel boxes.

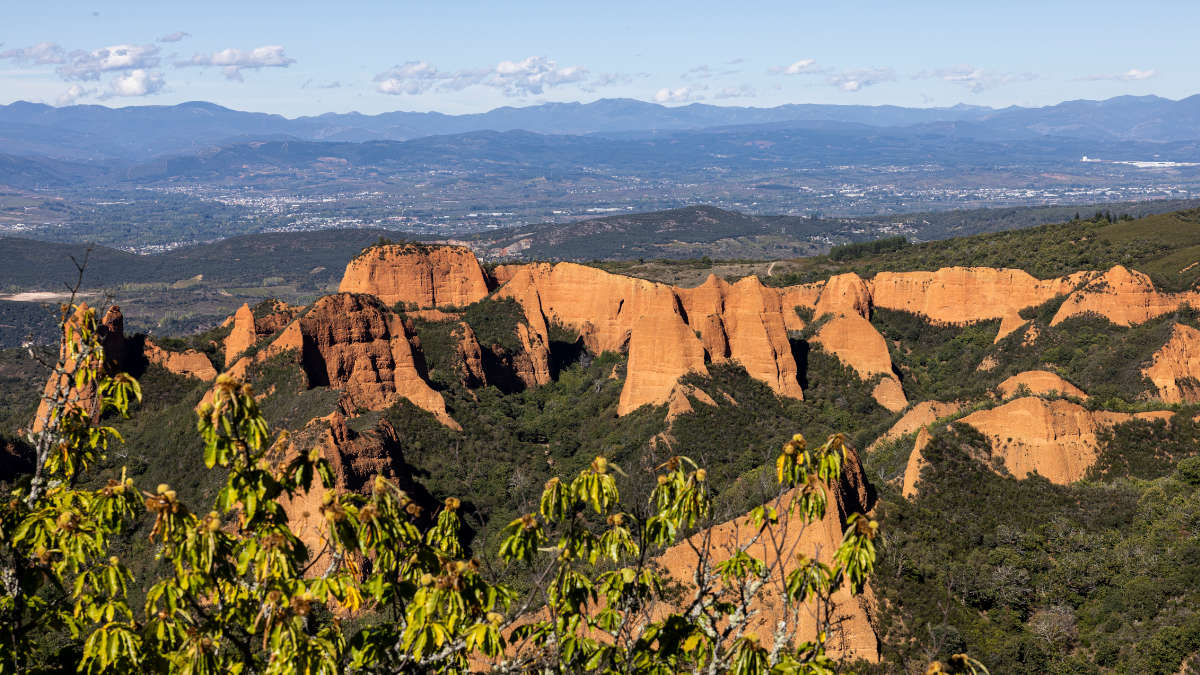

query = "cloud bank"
[915,65,1037,93]
[375,56,599,97]
[178,45,295,80]
[1083,68,1156,81]
[58,44,161,80]
[0,42,67,65]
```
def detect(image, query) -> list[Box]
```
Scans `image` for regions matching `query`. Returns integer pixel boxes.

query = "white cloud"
[714,84,756,99]
[1083,68,1156,81]
[157,31,190,43]
[375,61,448,94]
[375,56,597,97]
[770,59,822,75]
[916,65,1036,93]
[653,86,706,103]
[493,56,589,95]
[683,64,714,80]
[178,45,295,80]
[55,84,94,106]
[104,69,165,97]
[0,42,67,65]
[827,67,896,92]
[58,44,160,80]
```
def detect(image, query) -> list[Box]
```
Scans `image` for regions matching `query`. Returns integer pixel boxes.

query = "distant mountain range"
[7,121,1200,192]
[3,94,1200,162]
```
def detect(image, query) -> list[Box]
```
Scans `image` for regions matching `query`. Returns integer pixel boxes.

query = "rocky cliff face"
[870,401,963,451]
[32,304,128,434]
[794,272,907,411]
[618,309,708,415]
[338,243,490,309]
[812,314,907,412]
[996,370,1088,400]
[1050,265,1197,327]
[497,264,806,414]
[452,322,488,388]
[222,301,300,368]
[814,272,873,320]
[902,397,1173,496]
[1142,323,1200,403]
[265,294,458,428]
[654,444,879,662]
[869,267,1086,341]
[677,275,804,400]
[859,264,1200,339]
[279,412,412,573]
[144,339,217,382]
[224,303,257,367]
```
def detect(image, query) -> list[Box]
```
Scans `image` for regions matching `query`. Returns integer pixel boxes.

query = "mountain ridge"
[5,93,1200,162]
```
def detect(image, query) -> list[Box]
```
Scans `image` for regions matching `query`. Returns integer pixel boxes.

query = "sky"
[1,0,1196,117]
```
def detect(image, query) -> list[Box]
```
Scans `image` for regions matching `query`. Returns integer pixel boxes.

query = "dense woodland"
[4,208,1200,672]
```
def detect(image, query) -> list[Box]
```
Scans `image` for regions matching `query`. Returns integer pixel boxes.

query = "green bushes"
[461,297,526,353]
[1175,456,1200,486]
[867,423,1200,674]
[1089,415,1200,481]
[829,235,911,261]
[871,308,1000,402]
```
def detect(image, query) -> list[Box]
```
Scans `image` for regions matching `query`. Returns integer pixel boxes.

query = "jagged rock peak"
[338,242,490,309]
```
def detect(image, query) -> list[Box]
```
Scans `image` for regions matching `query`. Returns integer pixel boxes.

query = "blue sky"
[2,0,1195,116]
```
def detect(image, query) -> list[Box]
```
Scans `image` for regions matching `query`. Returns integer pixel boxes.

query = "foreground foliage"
[0,302,966,674]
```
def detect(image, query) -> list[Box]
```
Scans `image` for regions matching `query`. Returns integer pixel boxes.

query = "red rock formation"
[997,370,1088,400]
[512,322,553,388]
[869,267,1087,341]
[338,243,490,309]
[253,300,300,337]
[814,272,872,319]
[497,265,805,414]
[1051,265,1193,326]
[32,304,127,434]
[279,412,405,574]
[144,339,218,382]
[795,272,907,411]
[452,323,488,387]
[902,397,1173,496]
[499,264,701,411]
[779,283,823,331]
[665,383,718,421]
[489,264,523,287]
[678,275,804,400]
[869,401,963,451]
[224,303,256,367]
[812,315,907,412]
[653,444,879,662]
[900,427,934,498]
[497,262,677,354]
[212,295,457,428]
[618,309,708,415]
[1142,323,1200,403]
[221,301,299,369]
[288,294,458,428]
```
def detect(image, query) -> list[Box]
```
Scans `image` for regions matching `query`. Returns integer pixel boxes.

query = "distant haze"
[3,94,1200,162]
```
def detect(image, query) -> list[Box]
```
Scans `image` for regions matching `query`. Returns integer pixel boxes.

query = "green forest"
[4,207,1200,672]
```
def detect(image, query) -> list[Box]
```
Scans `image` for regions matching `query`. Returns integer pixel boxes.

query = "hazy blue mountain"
[117,124,1200,186]
[5,94,1200,163]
